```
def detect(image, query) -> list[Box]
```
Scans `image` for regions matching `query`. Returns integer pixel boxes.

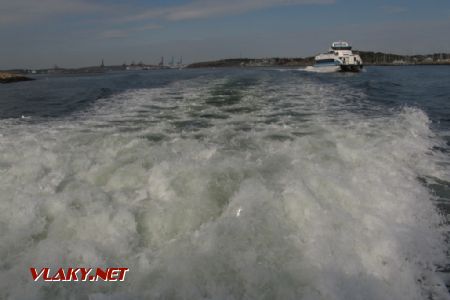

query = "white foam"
[304,65,341,73]
[0,76,448,299]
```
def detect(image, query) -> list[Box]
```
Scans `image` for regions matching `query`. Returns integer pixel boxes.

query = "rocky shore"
[0,72,34,83]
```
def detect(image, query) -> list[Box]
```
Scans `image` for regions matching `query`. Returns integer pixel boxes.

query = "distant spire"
[101,59,104,68]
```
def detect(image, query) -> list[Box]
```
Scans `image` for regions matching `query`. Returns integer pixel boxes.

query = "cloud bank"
[0,0,334,25]
[123,0,334,22]
[0,0,101,24]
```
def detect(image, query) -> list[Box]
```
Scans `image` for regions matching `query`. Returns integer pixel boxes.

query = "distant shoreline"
[2,63,449,77]
[186,51,450,68]
[186,60,450,69]
[1,51,449,75]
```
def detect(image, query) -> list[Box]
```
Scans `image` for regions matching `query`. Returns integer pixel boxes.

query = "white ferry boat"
[307,41,363,72]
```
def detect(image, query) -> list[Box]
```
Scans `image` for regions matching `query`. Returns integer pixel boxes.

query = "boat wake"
[0,73,448,299]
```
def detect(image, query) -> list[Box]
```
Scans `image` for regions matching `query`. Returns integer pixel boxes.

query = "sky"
[0,0,449,69]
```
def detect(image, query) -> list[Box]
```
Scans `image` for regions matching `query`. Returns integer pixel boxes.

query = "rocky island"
[0,72,34,84]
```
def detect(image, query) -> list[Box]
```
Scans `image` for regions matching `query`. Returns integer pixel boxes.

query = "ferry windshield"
[332,46,352,50]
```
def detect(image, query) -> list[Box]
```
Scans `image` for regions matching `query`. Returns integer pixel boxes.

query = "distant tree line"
[187,51,450,68]
[357,51,450,65]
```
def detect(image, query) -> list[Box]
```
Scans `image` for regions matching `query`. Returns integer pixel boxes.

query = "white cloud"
[122,0,334,22]
[99,24,162,40]
[0,0,333,27]
[134,24,163,31]
[381,5,408,14]
[100,29,129,39]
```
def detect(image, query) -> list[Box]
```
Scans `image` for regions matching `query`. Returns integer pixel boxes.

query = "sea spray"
[0,69,448,299]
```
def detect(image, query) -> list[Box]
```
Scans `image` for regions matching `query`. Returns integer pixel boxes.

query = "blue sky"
[0,0,449,69]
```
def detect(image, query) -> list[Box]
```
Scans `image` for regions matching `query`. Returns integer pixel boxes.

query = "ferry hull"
[305,65,341,73]
[339,64,363,72]
[306,64,363,73]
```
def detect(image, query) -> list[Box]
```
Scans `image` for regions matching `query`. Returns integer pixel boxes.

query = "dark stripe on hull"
[339,65,363,72]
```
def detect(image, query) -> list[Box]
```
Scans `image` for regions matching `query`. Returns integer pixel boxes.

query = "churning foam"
[0,75,449,299]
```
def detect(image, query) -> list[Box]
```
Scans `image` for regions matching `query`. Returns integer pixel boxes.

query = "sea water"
[0,66,449,299]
